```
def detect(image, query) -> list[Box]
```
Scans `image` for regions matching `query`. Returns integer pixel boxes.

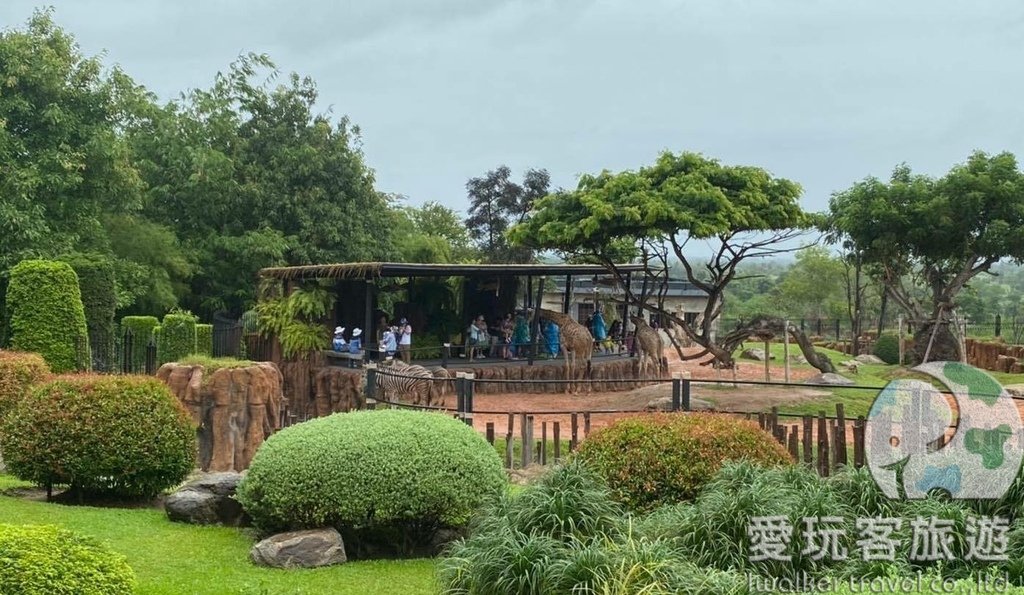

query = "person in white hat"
[332,326,347,352]
[349,328,363,354]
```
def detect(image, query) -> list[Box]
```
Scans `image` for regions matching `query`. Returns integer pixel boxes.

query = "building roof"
[551,276,708,297]
[258,261,646,281]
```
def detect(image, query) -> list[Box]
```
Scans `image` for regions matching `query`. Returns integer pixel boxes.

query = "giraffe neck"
[540,310,575,326]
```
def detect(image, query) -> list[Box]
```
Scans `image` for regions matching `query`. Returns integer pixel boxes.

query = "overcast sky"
[5,1,1024,222]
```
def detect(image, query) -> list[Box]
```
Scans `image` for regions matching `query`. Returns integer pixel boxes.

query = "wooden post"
[529,277,546,365]
[852,417,865,468]
[583,412,591,437]
[570,412,579,450]
[525,416,534,466]
[671,374,682,411]
[486,422,495,445]
[758,412,766,430]
[764,338,771,382]
[770,406,779,435]
[505,413,514,468]
[563,275,573,315]
[541,422,548,465]
[520,413,529,468]
[783,320,790,383]
[818,412,829,477]
[835,403,847,466]
[788,425,799,460]
[803,415,813,465]
[897,314,904,366]
[364,278,374,353]
[682,375,691,411]
[553,422,561,461]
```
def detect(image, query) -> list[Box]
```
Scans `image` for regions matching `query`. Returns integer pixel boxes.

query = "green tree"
[510,151,812,368]
[134,54,394,316]
[465,166,549,263]
[774,247,847,321]
[826,151,1024,362]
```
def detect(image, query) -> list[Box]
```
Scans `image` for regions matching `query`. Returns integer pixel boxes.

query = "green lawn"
[0,476,437,595]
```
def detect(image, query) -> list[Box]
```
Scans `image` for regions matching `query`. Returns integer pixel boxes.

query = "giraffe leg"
[563,351,572,394]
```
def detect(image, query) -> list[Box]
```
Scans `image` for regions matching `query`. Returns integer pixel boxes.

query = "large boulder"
[644,395,713,412]
[804,373,855,386]
[165,472,246,526]
[855,354,885,365]
[250,528,347,569]
[156,362,284,471]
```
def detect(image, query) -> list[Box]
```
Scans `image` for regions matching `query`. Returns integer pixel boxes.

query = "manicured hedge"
[120,316,159,373]
[575,413,791,510]
[237,409,506,556]
[195,323,213,357]
[5,260,89,373]
[158,312,197,364]
[0,375,196,499]
[62,254,117,371]
[873,333,900,365]
[0,351,49,421]
[0,523,136,594]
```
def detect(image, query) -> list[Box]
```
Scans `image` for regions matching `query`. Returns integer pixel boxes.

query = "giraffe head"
[629,315,646,326]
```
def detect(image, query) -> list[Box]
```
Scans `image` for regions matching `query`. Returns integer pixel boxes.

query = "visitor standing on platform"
[398,318,412,362]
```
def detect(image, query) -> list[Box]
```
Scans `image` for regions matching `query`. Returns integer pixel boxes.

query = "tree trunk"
[910,321,961,364]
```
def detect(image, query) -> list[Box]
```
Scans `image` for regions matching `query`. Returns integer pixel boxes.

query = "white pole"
[783,320,790,383]
[897,314,904,366]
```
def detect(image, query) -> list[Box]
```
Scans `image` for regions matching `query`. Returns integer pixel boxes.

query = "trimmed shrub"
[195,323,213,356]
[0,524,136,594]
[121,315,159,373]
[5,260,89,373]
[237,409,506,556]
[872,333,900,364]
[0,375,196,499]
[574,413,791,510]
[0,351,49,421]
[62,254,117,371]
[158,312,197,364]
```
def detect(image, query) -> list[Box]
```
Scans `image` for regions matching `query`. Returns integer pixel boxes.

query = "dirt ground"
[471,347,829,436]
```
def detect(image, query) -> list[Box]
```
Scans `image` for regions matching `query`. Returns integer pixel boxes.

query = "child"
[349,328,363,354]
[332,326,347,352]
[381,326,398,359]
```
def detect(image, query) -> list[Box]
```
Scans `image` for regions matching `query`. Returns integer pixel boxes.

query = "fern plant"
[255,280,335,360]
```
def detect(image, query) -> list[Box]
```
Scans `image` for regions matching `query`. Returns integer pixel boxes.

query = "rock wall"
[156,362,284,472]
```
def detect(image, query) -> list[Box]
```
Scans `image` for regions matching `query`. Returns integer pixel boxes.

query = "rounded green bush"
[0,351,49,421]
[0,375,196,499]
[237,409,506,554]
[574,413,791,510]
[5,260,89,373]
[0,524,136,594]
[872,333,900,365]
[158,312,197,364]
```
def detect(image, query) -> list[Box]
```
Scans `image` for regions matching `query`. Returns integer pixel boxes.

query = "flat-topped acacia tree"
[825,151,1024,363]
[508,151,815,370]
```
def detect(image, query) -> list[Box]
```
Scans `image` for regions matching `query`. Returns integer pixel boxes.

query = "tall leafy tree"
[133,54,395,315]
[465,166,549,263]
[510,151,813,368]
[826,151,1024,362]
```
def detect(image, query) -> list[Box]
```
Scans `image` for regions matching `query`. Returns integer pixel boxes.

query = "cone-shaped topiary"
[195,323,213,357]
[62,254,117,371]
[0,375,196,499]
[0,524,136,594]
[5,260,89,373]
[237,409,506,557]
[575,413,792,510]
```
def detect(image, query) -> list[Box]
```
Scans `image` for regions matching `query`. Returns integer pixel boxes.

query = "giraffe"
[630,315,664,379]
[536,308,594,394]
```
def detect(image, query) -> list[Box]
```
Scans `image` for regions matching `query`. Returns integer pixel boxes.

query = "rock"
[156,362,284,472]
[788,354,808,365]
[804,373,856,386]
[740,348,774,361]
[250,528,347,569]
[165,472,246,526]
[1004,384,1024,398]
[855,354,885,365]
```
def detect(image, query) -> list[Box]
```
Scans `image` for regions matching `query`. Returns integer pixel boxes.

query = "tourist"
[332,326,347,352]
[512,311,530,358]
[381,326,397,360]
[467,316,486,360]
[500,313,514,360]
[349,328,363,354]
[398,317,412,362]
[545,319,560,357]
[609,319,623,353]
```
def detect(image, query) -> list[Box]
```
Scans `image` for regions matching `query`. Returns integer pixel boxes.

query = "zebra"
[374,360,433,405]
[428,366,453,407]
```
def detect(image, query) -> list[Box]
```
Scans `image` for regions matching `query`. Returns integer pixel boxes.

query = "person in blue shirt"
[332,326,347,352]
[545,319,560,357]
[349,328,363,354]
[381,326,398,359]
